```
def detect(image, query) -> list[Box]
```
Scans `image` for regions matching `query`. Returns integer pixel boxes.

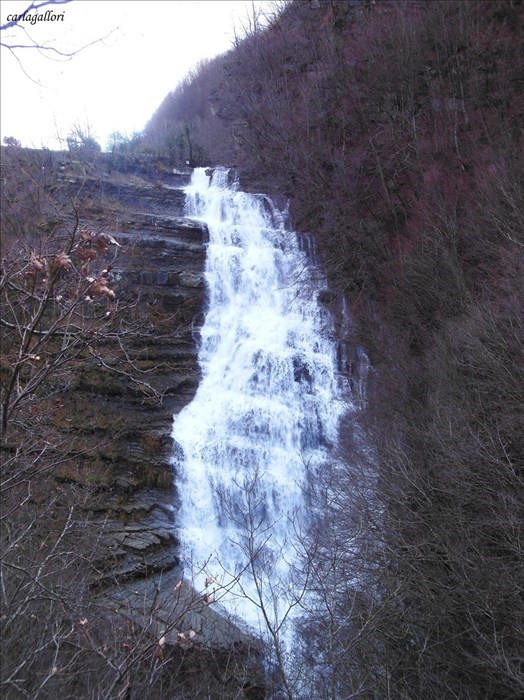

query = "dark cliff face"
[47,159,207,585]
[139,2,523,697]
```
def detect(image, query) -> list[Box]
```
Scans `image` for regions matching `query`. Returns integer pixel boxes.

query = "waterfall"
[171,168,347,640]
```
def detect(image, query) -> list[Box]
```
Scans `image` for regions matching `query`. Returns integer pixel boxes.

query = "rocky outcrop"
[47,160,264,692]
[52,163,206,584]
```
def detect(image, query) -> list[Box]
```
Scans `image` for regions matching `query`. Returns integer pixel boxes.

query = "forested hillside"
[143,1,524,698]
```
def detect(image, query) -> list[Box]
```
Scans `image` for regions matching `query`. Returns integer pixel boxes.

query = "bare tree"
[0,204,120,435]
[0,0,114,81]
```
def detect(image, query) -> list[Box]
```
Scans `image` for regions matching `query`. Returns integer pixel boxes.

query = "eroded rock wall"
[52,163,206,586]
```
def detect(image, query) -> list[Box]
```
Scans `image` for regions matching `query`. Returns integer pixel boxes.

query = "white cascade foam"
[172,167,347,641]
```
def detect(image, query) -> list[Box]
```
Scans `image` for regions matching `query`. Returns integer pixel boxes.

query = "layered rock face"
[60,163,265,689]
[53,159,207,587]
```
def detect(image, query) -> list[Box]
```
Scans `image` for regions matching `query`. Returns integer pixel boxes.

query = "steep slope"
[44,155,207,585]
[142,1,524,698]
[1,150,265,698]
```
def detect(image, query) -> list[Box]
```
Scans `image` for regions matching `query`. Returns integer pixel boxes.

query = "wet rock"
[50,161,205,593]
[119,533,162,550]
[49,160,269,691]
[292,354,312,385]
[180,271,204,288]
[318,289,337,304]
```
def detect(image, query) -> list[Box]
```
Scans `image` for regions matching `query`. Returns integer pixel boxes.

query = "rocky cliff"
[139,2,523,696]
[47,158,207,589]
[41,157,266,694]
[1,148,266,700]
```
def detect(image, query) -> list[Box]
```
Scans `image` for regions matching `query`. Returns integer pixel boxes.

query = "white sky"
[0,0,274,150]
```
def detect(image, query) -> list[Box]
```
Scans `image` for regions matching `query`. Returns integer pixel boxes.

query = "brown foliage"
[0,147,263,699]
[143,1,524,696]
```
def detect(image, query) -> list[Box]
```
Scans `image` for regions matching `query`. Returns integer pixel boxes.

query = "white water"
[171,168,347,640]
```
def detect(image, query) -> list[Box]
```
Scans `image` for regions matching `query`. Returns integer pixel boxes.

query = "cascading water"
[171,167,347,641]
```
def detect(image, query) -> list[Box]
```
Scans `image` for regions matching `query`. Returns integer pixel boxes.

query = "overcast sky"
[0,0,274,150]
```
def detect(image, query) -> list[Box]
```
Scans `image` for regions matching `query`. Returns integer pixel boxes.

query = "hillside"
[0,149,264,698]
[1,0,523,697]
[142,1,524,698]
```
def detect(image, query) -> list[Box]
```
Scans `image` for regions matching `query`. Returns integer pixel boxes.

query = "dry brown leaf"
[95,238,109,253]
[90,277,116,299]
[30,252,44,272]
[54,251,72,270]
[76,246,97,261]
